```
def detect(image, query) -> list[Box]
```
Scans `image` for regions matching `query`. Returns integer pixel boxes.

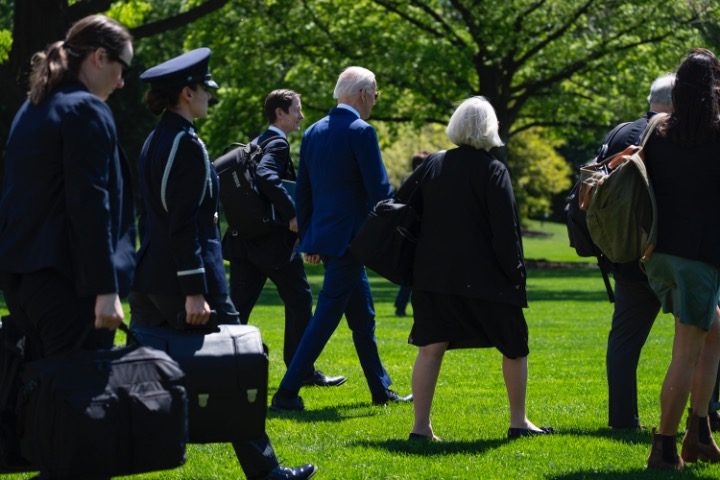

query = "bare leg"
[411,342,448,438]
[503,355,544,430]
[658,317,707,436]
[690,310,720,417]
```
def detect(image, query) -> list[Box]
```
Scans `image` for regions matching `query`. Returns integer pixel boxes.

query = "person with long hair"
[0,14,135,479]
[643,48,720,469]
[130,48,316,480]
[401,97,552,442]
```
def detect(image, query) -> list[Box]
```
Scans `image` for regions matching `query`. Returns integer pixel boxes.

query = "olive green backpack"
[579,113,667,264]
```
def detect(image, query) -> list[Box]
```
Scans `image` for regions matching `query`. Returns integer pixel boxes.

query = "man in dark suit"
[271,67,412,411]
[602,74,674,430]
[223,89,346,388]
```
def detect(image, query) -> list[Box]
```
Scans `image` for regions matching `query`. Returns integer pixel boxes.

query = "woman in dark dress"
[643,49,720,470]
[402,97,552,441]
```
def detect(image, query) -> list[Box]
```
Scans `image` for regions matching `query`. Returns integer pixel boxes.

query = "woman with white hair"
[399,96,552,441]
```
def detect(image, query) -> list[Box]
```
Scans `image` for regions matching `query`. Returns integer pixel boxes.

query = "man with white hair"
[271,66,412,411]
[602,73,675,430]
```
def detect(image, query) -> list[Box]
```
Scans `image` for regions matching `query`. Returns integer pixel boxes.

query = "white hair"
[446,96,503,151]
[333,66,376,99]
[647,73,675,107]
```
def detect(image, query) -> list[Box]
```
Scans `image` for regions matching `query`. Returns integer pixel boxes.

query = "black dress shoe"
[507,426,555,440]
[301,370,347,387]
[372,389,413,405]
[267,463,317,479]
[270,391,305,411]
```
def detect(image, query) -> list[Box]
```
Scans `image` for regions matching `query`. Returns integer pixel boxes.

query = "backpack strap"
[638,112,668,148]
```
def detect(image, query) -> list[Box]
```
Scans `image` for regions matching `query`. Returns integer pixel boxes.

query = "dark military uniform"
[129,49,316,480]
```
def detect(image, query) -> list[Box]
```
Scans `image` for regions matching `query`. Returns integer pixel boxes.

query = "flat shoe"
[507,426,555,440]
[408,432,442,442]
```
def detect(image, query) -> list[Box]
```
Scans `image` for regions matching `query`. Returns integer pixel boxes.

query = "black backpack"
[213,136,288,240]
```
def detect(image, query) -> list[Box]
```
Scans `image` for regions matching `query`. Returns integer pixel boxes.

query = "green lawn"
[1,222,718,479]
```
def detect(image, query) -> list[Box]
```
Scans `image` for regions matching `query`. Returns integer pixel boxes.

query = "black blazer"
[0,81,135,297]
[400,146,527,307]
[222,129,298,269]
[645,128,720,268]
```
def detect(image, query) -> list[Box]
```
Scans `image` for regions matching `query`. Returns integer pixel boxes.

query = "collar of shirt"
[268,125,287,139]
[337,103,360,119]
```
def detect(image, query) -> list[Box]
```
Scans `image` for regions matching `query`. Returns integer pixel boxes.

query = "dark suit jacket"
[645,128,720,268]
[297,107,392,256]
[133,111,226,295]
[222,129,298,269]
[403,147,527,307]
[0,81,135,297]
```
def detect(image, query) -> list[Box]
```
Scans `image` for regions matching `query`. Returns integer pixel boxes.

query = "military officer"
[129,48,316,480]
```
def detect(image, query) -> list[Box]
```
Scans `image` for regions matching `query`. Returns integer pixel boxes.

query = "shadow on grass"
[351,437,507,456]
[549,468,708,479]
[555,426,651,446]
[267,401,376,423]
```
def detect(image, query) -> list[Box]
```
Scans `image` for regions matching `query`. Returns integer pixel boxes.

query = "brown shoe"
[681,410,720,463]
[647,429,683,470]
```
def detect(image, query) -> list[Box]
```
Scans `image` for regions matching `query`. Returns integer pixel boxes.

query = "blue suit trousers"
[279,253,391,397]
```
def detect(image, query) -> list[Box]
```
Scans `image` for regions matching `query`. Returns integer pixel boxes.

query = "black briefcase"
[131,324,268,443]
[17,327,188,478]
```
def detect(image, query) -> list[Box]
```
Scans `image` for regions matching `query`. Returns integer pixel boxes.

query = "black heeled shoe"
[507,426,555,440]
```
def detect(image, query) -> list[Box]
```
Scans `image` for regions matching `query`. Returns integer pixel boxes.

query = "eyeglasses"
[362,88,380,100]
[102,47,131,75]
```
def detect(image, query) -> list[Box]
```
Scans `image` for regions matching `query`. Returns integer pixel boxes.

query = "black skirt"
[409,289,529,359]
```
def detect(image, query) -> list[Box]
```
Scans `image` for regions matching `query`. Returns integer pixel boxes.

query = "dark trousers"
[1,269,114,360]
[2,269,114,480]
[606,276,660,428]
[278,253,391,398]
[229,255,314,378]
[128,292,279,480]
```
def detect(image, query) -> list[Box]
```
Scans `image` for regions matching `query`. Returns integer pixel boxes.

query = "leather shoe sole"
[507,426,555,440]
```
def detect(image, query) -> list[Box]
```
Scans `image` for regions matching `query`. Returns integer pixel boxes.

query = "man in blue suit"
[271,66,412,411]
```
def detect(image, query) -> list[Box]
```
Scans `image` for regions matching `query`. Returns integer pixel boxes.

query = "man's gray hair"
[333,66,376,99]
[647,73,676,106]
[446,96,504,151]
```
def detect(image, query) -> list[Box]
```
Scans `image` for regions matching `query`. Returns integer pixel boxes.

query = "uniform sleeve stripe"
[161,131,187,212]
[177,268,205,276]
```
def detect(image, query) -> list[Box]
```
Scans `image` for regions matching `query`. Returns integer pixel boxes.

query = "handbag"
[349,159,429,286]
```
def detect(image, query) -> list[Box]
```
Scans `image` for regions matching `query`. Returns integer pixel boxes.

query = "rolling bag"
[131,323,269,443]
[17,324,188,478]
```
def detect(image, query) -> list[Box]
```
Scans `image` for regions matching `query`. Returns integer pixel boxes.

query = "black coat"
[222,129,298,269]
[133,111,226,295]
[0,81,135,297]
[400,146,527,307]
[645,129,720,268]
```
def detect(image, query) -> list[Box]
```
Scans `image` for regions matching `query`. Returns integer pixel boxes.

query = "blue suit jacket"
[0,81,135,297]
[133,111,226,296]
[296,107,392,256]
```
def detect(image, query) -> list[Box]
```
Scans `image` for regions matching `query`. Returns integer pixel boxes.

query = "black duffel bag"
[17,324,188,478]
[349,197,421,286]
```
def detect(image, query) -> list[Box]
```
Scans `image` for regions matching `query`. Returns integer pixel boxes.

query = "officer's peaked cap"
[140,47,219,90]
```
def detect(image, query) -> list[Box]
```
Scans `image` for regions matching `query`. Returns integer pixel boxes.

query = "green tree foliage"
[508,129,572,219]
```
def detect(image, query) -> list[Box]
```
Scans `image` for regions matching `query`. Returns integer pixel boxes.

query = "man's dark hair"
[264,89,299,123]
